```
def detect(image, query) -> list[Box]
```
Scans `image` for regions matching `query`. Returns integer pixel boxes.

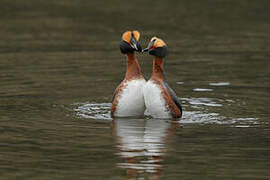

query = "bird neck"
[125,52,143,80]
[151,57,164,81]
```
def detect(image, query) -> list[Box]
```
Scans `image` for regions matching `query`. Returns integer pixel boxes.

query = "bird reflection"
[112,118,180,179]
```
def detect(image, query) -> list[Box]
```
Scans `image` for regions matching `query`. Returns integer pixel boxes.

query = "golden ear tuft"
[153,37,167,48]
[132,30,140,41]
[122,31,132,43]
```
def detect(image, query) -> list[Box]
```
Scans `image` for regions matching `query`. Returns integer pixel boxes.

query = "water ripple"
[209,82,230,86]
[73,102,112,120]
[182,97,223,107]
[73,101,259,127]
[193,88,213,92]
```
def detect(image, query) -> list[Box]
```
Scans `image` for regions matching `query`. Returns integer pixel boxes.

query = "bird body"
[143,38,182,119]
[143,80,171,118]
[111,32,146,118]
[112,78,146,117]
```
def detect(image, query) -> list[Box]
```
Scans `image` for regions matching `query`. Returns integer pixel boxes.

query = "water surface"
[0,0,270,179]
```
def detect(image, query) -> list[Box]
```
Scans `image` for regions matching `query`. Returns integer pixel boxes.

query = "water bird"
[142,37,182,118]
[111,31,146,117]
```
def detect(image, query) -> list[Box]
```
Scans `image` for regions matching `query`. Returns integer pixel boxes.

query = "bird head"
[143,37,168,58]
[120,30,142,54]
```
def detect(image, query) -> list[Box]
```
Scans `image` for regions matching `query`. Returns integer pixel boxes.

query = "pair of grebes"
[111,30,182,119]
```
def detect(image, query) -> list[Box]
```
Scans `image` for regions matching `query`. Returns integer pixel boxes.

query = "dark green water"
[0,0,270,179]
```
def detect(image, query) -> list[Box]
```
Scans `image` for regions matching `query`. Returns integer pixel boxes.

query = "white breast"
[143,80,171,119]
[115,79,146,117]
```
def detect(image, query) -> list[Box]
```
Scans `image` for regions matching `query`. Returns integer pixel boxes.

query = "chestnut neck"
[125,52,143,80]
[151,57,164,81]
